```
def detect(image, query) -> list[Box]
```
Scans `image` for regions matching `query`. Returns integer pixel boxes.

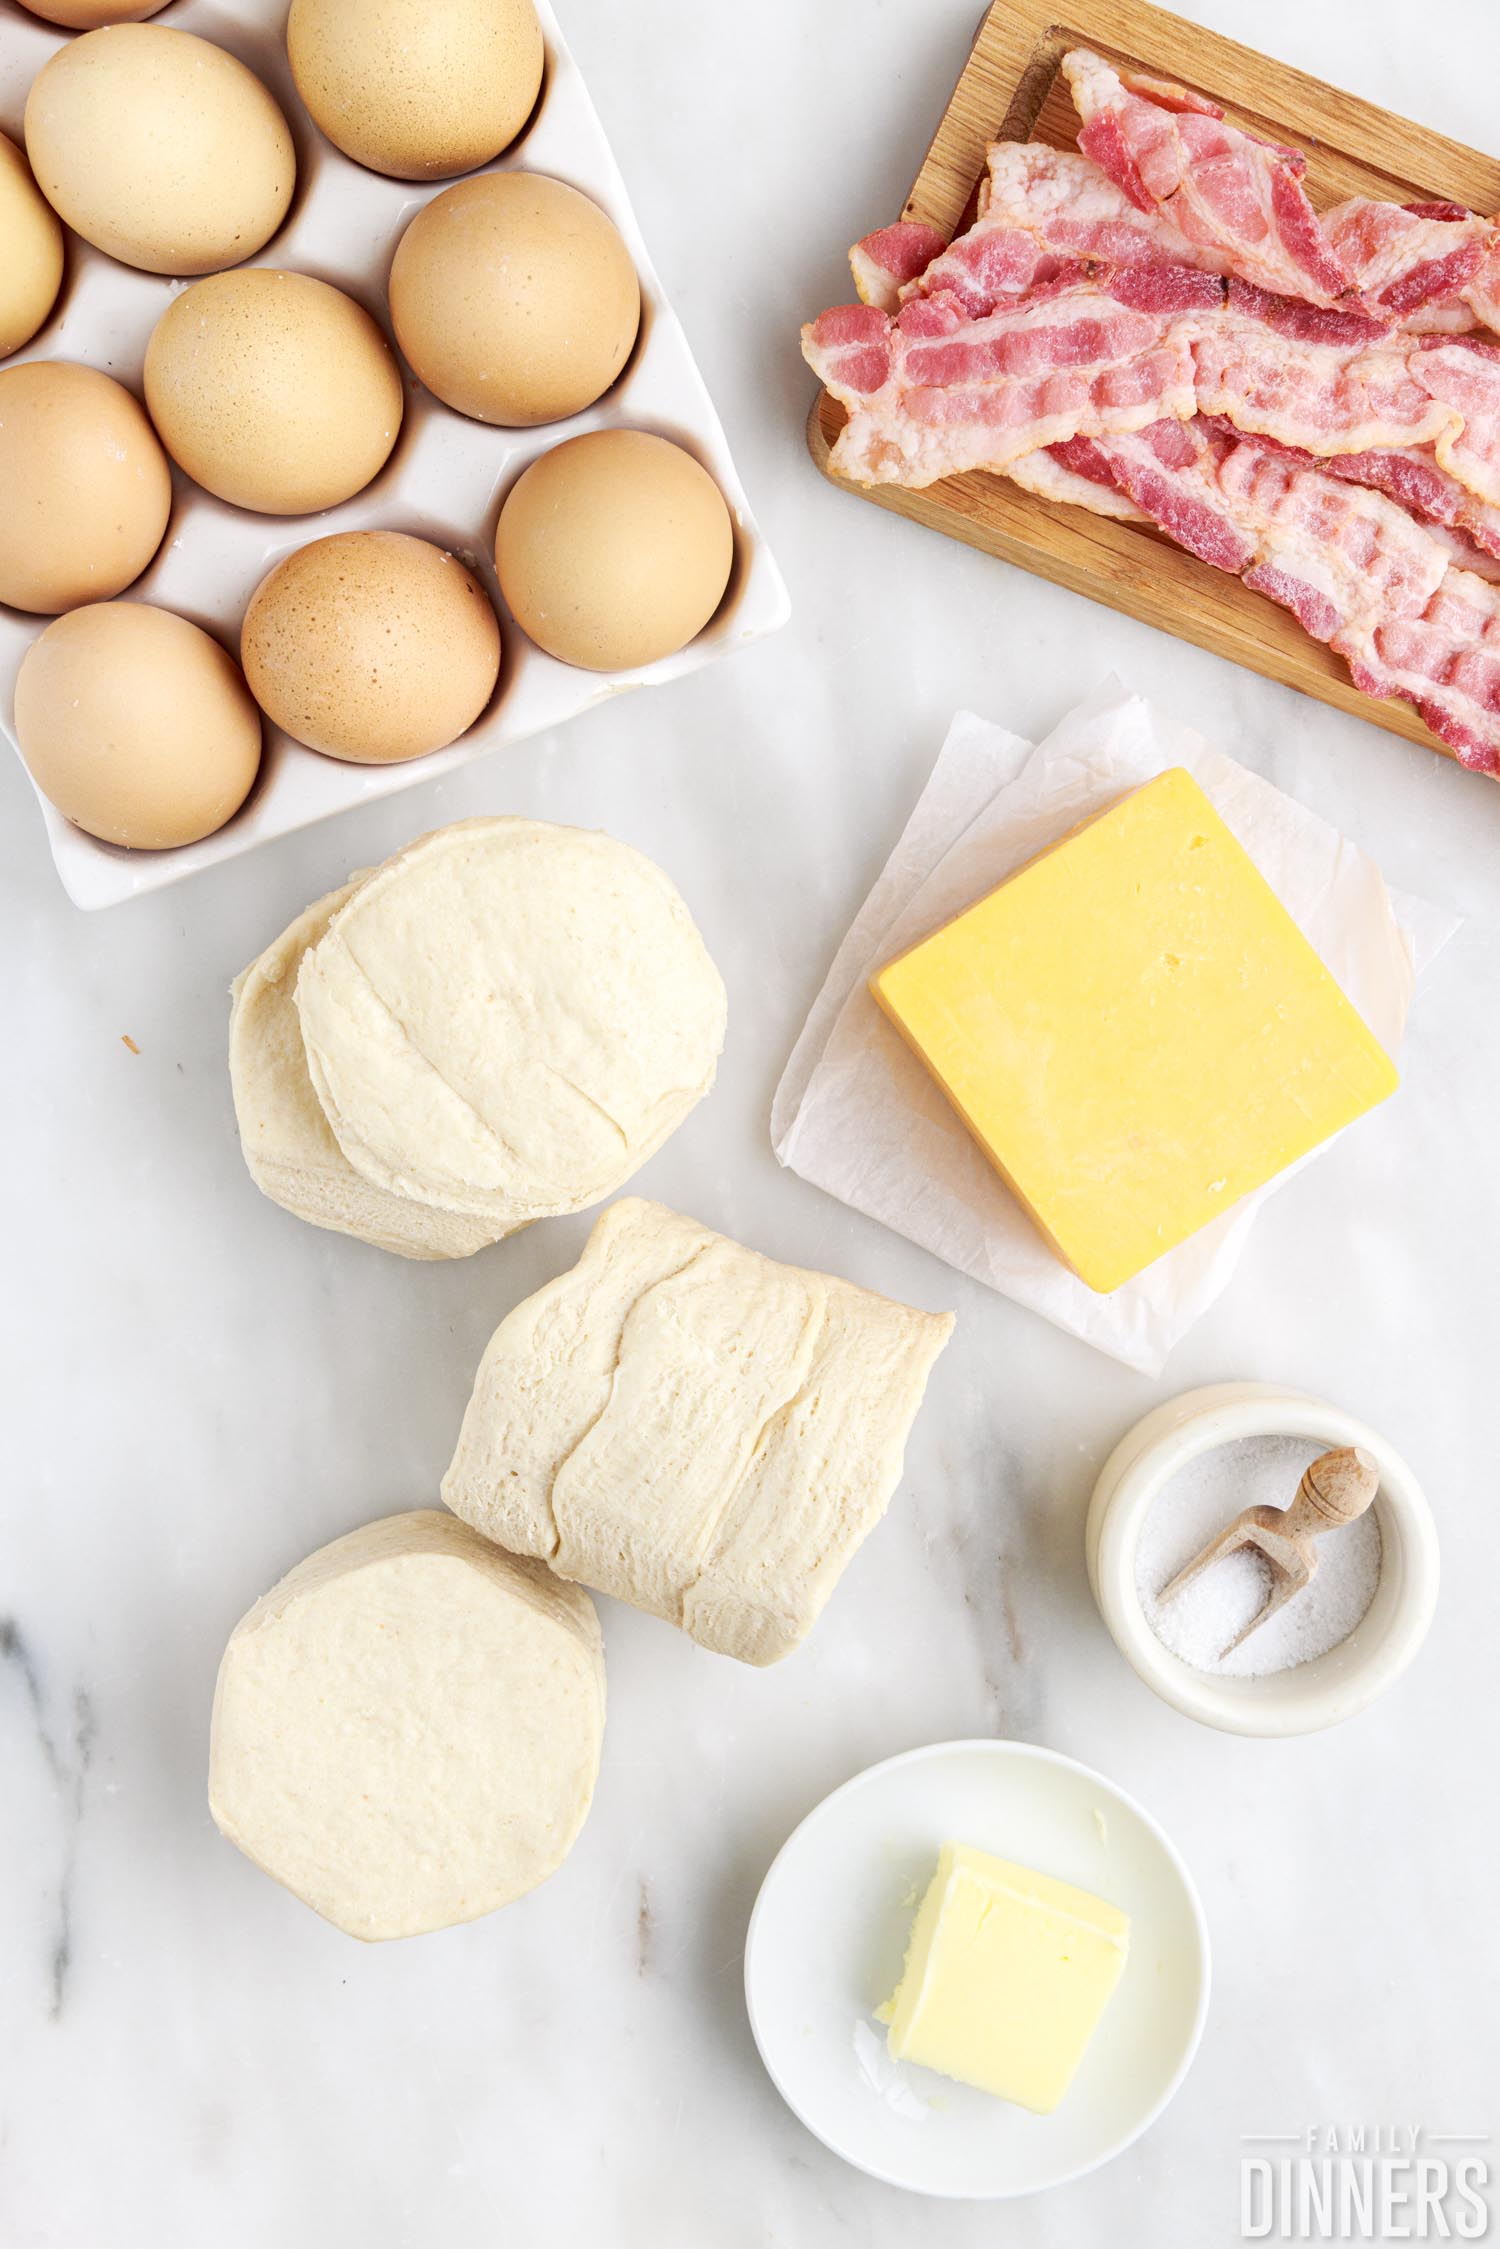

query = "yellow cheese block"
[879,1842,1130,2113]
[870,767,1398,1293]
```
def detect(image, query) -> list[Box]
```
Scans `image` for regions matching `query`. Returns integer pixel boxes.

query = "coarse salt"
[1135,1435,1383,1677]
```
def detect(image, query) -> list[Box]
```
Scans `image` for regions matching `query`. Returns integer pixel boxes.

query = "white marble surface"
[3,1,1499,2241]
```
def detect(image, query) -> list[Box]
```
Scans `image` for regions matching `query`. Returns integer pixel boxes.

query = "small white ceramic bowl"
[1086,1383,1439,1737]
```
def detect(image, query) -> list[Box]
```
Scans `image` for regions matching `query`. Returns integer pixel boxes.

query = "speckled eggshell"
[144,270,404,516]
[495,429,734,672]
[16,0,171,24]
[241,530,502,763]
[0,360,172,616]
[389,172,639,427]
[14,602,262,850]
[287,0,543,182]
[0,132,64,362]
[15,0,171,23]
[24,26,296,278]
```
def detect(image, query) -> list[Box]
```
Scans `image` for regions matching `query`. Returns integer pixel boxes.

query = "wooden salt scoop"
[1158,1446,1380,1656]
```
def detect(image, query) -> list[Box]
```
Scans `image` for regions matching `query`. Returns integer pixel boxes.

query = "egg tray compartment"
[0,0,789,910]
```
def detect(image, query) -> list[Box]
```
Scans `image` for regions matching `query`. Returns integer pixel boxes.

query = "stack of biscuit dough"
[229,816,728,1257]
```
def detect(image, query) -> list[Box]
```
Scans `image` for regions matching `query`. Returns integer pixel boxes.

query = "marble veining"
[2,1618,95,2020]
[3,0,1498,2242]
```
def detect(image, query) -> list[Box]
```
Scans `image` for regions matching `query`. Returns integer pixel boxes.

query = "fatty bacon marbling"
[1059,50,1362,308]
[806,267,1500,521]
[803,265,1216,486]
[1048,420,1500,770]
[804,66,1500,763]
[1325,198,1500,335]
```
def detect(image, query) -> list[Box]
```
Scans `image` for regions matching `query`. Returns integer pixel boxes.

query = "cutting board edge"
[804,393,1459,770]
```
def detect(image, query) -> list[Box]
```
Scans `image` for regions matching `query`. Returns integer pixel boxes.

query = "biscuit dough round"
[208,1510,606,1941]
[293,818,727,1227]
[229,880,502,1260]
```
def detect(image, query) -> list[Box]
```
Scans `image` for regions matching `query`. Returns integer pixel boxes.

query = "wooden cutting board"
[805,0,1500,771]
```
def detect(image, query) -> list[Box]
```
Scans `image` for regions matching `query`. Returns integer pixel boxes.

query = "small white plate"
[744,1739,1209,2200]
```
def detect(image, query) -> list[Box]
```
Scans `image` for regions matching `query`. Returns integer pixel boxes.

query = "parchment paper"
[771,681,1459,1374]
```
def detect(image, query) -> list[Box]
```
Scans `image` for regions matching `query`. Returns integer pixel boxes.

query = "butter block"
[880,1843,1130,2112]
[869,767,1399,1293]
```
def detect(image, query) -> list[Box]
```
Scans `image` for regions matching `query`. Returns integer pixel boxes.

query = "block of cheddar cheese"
[870,767,1398,1294]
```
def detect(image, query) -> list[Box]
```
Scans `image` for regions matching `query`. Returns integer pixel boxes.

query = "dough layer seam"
[543,1237,718,1567]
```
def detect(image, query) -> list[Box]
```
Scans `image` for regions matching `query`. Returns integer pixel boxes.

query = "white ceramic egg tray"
[0,0,789,910]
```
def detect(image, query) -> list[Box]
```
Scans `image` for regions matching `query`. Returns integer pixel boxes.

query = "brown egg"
[495,430,734,671]
[0,360,172,615]
[389,172,639,428]
[15,603,262,850]
[16,1,171,24]
[0,131,64,362]
[241,530,502,763]
[288,0,543,182]
[145,270,404,515]
[25,27,295,278]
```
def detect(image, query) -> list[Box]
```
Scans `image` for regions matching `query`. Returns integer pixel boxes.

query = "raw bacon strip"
[1215,438,1449,645]
[1061,48,1358,309]
[1221,277,1391,348]
[1197,415,1500,562]
[1008,439,1147,519]
[1194,310,1500,520]
[1470,246,1500,336]
[1135,424,1446,651]
[801,267,1216,487]
[1053,417,1442,648]
[1038,424,1500,576]
[812,271,1500,516]
[850,146,1465,343]
[982,142,1185,262]
[804,301,895,405]
[1051,420,1446,641]
[857,148,1184,327]
[869,143,1299,333]
[849,221,950,311]
[1411,337,1500,510]
[1417,519,1500,584]
[893,211,1066,319]
[1027,419,1500,763]
[1346,570,1500,771]
[893,144,1320,324]
[966,141,1217,288]
[1053,420,1258,570]
[1325,197,1496,333]
[1192,310,1456,459]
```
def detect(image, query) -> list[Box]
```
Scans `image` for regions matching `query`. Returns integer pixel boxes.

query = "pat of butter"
[879,1842,1129,2113]
[869,767,1398,1294]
